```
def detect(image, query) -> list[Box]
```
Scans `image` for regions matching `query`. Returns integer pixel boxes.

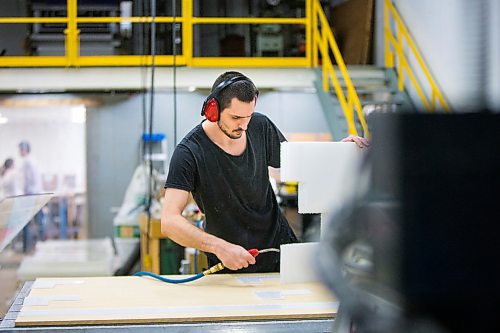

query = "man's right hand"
[214,241,256,270]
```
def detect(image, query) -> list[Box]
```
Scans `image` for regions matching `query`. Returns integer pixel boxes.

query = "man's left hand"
[341,135,370,148]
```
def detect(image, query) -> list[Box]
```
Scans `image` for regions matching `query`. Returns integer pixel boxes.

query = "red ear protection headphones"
[201,76,258,122]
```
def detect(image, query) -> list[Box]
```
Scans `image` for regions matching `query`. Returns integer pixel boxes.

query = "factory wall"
[86,90,330,238]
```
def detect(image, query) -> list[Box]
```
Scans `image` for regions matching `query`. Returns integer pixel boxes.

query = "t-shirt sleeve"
[164,144,196,192]
[265,116,287,168]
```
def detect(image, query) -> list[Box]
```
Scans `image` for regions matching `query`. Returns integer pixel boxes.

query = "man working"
[161,71,368,273]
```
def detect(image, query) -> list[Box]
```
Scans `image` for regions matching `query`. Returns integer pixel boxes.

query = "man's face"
[217,97,255,139]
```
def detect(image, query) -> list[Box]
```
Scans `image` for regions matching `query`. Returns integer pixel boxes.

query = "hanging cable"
[144,0,157,265]
[147,0,157,209]
[140,0,149,164]
[172,0,178,146]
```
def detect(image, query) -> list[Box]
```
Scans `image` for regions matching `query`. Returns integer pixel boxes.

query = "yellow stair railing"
[384,0,450,112]
[311,0,368,137]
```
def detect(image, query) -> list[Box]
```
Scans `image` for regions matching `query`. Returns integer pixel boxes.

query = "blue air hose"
[133,263,224,283]
[133,271,204,283]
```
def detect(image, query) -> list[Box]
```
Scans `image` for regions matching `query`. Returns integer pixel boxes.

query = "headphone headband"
[201,76,257,122]
[206,76,253,103]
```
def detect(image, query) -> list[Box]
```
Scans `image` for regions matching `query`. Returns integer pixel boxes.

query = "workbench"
[0,274,337,333]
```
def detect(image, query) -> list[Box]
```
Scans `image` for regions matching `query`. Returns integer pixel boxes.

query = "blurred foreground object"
[317,112,500,333]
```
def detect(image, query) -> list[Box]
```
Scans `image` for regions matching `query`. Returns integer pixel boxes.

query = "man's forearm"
[161,214,225,255]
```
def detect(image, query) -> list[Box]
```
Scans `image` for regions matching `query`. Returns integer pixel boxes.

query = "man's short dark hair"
[212,71,259,111]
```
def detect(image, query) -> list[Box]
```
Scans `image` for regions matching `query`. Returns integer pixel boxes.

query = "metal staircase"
[311,0,450,140]
[314,66,414,140]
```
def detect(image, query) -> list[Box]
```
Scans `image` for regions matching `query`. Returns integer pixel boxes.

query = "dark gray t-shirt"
[165,112,297,272]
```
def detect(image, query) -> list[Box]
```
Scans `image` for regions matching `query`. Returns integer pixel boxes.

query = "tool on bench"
[134,248,280,283]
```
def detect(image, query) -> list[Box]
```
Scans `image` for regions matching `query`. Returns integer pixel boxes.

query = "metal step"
[335,65,386,80]
[314,66,415,139]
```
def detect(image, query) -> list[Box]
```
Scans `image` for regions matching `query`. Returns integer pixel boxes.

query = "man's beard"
[218,120,244,139]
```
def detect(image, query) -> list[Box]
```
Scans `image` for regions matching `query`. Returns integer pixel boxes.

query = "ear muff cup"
[204,98,220,122]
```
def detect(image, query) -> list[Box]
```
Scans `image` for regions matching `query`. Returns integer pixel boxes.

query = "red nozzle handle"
[248,249,259,257]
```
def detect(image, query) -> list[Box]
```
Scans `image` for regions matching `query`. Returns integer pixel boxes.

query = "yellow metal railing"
[0,0,369,136]
[384,0,450,112]
[311,0,368,136]
[0,0,309,68]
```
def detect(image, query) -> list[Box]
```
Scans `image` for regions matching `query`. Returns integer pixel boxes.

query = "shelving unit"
[142,133,168,176]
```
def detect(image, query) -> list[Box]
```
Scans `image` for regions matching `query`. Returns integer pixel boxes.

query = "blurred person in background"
[18,141,40,195]
[18,141,45,251]
[0,158,21,200]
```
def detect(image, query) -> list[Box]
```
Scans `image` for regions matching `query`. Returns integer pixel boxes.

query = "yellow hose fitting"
[203,263,224,276]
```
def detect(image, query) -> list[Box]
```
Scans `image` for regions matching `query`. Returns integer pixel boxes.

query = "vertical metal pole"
[305,0,312,66]
[397,22,404,91]
[384,0,394,68]
[182,0,193,65]
[65,0,79,66]
[322,29,328,92]
[312,0,318,67]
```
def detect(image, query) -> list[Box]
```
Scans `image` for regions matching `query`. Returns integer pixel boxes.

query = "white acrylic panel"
[280,242,320,284]
[281,142,365,214]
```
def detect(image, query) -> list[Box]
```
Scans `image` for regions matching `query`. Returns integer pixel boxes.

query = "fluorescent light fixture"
[71,105,86,124]
[0,113,8,124]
